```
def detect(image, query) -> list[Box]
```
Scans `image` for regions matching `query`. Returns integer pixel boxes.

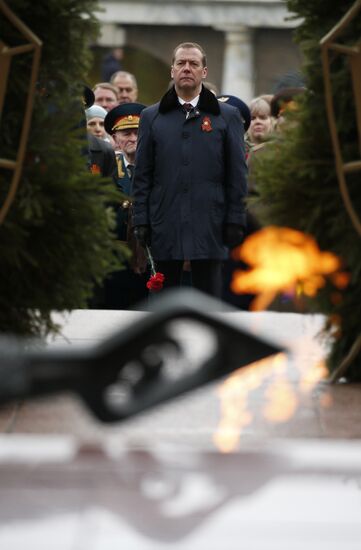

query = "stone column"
[219,25,254,103]
[98,23,126,47]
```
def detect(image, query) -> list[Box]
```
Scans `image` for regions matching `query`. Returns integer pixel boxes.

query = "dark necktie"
[127,164,134,180]
[183,102,193,118]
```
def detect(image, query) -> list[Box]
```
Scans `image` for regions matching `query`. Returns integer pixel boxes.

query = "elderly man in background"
[99,102,148,309]
[110,71,138,104]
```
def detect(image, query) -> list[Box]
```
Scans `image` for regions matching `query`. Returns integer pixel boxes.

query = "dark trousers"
[89,266,149,310]
[156,260,223,298]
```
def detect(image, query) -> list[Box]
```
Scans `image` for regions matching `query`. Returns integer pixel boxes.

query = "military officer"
[99,103,148,309]
[104,102,146,240]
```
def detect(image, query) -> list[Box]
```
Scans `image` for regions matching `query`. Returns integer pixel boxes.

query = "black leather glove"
[223,223,245,249]
[134,224,151,247]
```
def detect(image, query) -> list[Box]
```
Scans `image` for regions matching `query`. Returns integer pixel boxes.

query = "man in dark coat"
[132,42,248,297]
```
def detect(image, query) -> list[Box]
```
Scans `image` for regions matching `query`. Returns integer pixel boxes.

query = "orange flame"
[231,226,346,310]
[214,227,343,453]
[213,354,285,453]
[262,378,299,422]
[214,344,331,453]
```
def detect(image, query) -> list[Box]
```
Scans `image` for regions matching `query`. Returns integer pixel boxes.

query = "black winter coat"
[132,85,248,261]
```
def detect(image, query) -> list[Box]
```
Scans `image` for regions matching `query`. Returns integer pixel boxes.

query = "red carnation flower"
[145,245,165,292]
[146,272,165,291]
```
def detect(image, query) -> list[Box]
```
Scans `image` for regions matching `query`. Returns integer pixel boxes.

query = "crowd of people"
[85,41,305,310]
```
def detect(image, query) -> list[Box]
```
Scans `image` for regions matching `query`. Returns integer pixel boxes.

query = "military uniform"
[114,152,133,241]
[98,103,148,309]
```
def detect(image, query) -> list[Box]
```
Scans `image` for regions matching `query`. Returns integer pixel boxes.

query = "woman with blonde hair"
[246,96,275,194]
[247,96,274,150]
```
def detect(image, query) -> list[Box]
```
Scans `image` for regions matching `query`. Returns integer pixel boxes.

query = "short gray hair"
[110,71,138,89]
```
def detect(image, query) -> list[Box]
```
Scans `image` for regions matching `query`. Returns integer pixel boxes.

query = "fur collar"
[159,84,220,115]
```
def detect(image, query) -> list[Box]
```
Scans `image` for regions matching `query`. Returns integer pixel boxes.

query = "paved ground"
[1,304,361,548]
[1,307,360,449]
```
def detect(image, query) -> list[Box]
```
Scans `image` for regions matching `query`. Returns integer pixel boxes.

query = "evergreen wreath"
[251,0,361,380]
[0,0,127,336]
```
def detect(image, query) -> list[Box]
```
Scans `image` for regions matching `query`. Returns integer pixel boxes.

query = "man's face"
[112,75,138,104]
[171,47,207,95]
[114,128,138,158]
[94,87,118,112]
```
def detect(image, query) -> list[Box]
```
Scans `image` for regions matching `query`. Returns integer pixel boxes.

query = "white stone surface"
[97,23,126,47]
[97,1,300,29]
[49,307,326,352]
[0,437,360,549]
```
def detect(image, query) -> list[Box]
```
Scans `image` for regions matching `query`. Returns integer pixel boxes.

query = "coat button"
[182,131,190,138]
[183,158,189,165]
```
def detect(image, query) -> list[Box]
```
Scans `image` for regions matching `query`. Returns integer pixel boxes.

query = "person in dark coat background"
[215,94,258,309]
[132,42,248,298]
[97,102,148,309]
[82,86,117,178]
[101,47,124,82]
[87,133,117,177]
